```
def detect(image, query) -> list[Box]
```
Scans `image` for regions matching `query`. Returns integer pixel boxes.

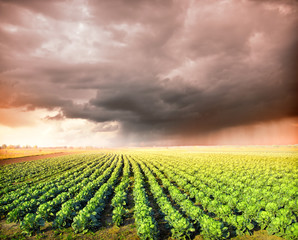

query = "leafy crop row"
[0,150,296,239]
[53,155,119,229]
[140,151,297,239]
[72,156,123,233]
[111,155,131,226]
[138,159,195,239]
[140,158,229,239]
[131,158,159,240]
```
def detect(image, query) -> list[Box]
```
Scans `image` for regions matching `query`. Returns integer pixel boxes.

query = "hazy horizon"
[0,0,297,147]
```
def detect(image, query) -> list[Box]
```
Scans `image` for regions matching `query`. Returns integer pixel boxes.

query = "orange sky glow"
[0,0,297,147]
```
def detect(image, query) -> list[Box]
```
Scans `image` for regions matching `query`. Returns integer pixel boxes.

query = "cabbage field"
[0,149,297,239]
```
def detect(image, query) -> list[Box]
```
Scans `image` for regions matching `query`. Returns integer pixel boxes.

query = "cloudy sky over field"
[0,0,297,147]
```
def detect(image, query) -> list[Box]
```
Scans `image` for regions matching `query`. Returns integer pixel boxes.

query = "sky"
[0,0,297,147]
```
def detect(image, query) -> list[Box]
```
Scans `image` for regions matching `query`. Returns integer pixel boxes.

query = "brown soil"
[0,218,285,240]
[0,152,82,166]
[0,219,139,240]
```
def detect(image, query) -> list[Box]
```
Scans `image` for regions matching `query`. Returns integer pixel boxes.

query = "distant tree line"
[0,144,38,149]
[0,144,101,150]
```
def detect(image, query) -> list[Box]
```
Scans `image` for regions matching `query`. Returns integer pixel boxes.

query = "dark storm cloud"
[44,112,65,121]
[0,0,297,142]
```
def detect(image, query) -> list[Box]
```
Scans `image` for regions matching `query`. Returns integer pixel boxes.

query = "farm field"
[0,148,85,161]
[0,147,297,240]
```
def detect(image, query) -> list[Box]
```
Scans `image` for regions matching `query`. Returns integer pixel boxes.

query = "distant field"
[0,148,84,160]
[0,147,297,240]
[0,145,296,160]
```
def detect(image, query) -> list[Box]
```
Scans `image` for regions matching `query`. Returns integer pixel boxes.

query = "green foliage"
[285,223,298,240]
[200,215,229,240]
[20,213,45,236]
[265,202,279,215]
[72,156,123,233]
[112,205,127,226]
[256,211,273,229]
[53,199,80,228]
[267,216,293,237]
[131,159,159,240]
[110,159,130,228]
[0,150,297,240]
[71,210,99,233]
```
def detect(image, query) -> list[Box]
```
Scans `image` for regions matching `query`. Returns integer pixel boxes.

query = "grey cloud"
[93,122,119,132]
[44,112,65,121]
[0,0,297,143]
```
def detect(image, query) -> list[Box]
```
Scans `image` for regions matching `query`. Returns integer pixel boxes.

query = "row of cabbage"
[0,153,124,235]
[0,153,93,191]
[131,151,297,239]
[1,151,297,239]
[0,154,106,213]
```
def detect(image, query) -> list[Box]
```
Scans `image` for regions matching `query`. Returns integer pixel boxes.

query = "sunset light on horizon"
[0,0,297,147]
